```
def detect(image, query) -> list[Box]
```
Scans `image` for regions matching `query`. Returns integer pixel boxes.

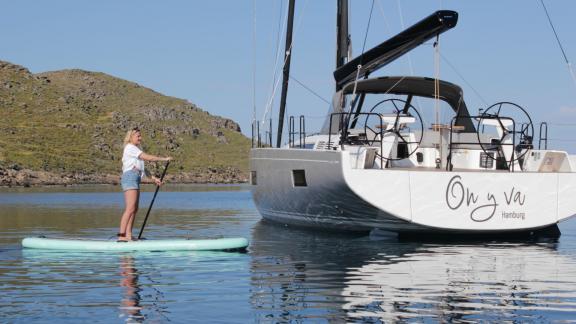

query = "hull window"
[416,152,424,163]
[480,152,494,169]
[292,170,307,187]
[397,143,409,159]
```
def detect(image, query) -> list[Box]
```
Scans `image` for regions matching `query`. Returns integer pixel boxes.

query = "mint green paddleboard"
[22,236,249,252]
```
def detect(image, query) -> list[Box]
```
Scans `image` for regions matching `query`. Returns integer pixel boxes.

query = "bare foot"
[117,233,129,242]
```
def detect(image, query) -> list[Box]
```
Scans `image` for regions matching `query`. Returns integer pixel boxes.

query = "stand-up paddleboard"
[22,236,249,252]
[22,163,250,252]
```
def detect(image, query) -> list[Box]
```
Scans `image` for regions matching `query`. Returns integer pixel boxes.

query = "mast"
[276,0,296,148]
[336,0,352,129]
[336,0,350,73]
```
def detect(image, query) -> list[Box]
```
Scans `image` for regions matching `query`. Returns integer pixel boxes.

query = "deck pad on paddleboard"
[22,237,248,251]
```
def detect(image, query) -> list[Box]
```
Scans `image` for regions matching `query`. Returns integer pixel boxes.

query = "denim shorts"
[121,169,141,191]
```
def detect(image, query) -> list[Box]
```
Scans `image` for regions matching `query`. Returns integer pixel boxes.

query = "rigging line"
[393,0,424,114]
[375,0,390,35]
[271,1,286,108]
[440,52,489,107]
[395,0,415,77]
[383,75,409,97]
[546,138,576,142]
[262,0,287,123]
[539,0,569,64]
[547,123,576,126]
[350,67,363,108]
[261,1,291,124]
[252,0,257,124]
[347,76,409,116]
[434,35,440,125]
[360,0,376,57]
[349,0,375,113]
[261,0,310,126]
[300,114,329,119]
[274,1,285,71]
[261,59,286,125]
[539,0,576,90]
[289,76,330,104]
[367,75,410,126]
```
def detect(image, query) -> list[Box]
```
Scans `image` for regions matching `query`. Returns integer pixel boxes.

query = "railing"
[327,112,384,168]
[288,115,306,148]
[252,116,306,148]
[251,119,273,148]
[447,115,517,172]
[265,119,273,148]
[539,122,548,150]
[300,115,306,148]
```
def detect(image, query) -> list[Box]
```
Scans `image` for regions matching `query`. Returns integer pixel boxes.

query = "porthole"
[292,169,307,187]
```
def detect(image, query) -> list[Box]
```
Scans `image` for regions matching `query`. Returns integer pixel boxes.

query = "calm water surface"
[1,184,576,323]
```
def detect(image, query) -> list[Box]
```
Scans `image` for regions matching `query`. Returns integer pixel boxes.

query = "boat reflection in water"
[119,255,144,322]
[249,221,576,322]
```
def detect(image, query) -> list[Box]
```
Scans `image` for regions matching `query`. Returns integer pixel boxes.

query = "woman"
[119,127,172,242]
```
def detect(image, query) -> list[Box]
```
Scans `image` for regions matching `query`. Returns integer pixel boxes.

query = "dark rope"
[539,0,570,64]
[289,76,330,104]
[360,0,376,61]
[440,52,489,106]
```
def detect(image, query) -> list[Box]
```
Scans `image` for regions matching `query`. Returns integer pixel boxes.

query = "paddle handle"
[138,160,170,239]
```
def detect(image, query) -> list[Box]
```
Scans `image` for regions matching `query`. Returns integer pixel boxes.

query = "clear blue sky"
[2,1,576,150]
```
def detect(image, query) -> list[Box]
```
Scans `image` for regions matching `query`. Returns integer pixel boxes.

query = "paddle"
[138,160,170,240]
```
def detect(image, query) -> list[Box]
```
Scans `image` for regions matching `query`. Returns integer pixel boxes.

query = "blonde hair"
[123,128,140,146]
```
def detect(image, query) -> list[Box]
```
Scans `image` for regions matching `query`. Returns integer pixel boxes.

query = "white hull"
[250,7,576,235]
[251,148,576,233]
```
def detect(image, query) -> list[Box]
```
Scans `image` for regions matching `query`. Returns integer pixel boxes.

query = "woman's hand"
[152,176,163,186]
[164,156,173,162]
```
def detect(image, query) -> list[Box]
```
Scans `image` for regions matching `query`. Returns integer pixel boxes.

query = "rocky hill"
[0,61,251,186]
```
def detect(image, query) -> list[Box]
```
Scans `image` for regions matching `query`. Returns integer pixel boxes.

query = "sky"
[2,1,576,151]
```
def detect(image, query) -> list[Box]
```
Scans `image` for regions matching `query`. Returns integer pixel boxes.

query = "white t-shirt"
[122,144,145,177]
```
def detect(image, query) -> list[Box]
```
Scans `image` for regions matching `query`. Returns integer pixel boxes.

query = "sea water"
[1,184,576,322]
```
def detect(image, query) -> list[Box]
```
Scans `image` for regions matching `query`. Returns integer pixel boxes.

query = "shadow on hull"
[262,217,561,244]
[396,224,561,243]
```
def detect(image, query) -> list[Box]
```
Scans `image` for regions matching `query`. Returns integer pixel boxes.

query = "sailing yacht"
[250,2,576,235]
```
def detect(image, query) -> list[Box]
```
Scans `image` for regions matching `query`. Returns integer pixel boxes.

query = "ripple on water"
[2,249,252,322]
[2,188,576,322]
[247,221,576,322]
[336,243,576,322]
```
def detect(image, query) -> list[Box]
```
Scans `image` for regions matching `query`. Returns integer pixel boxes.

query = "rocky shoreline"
[0,166,248,187]
[0,61,252,188]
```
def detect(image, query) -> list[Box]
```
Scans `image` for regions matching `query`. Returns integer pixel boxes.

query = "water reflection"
[119,255,144,322]
[1,186,255,322]
[16,250,172,322]
[4,185,576,322]
[249,221,576,322]
[342,242,576,322]
[249,221,419,321]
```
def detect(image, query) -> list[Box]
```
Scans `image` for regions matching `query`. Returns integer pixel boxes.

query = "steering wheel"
[363,98,424,161]
[476,102,534,165]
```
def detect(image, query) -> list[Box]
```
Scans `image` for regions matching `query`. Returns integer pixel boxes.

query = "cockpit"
[319,76,535,172]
